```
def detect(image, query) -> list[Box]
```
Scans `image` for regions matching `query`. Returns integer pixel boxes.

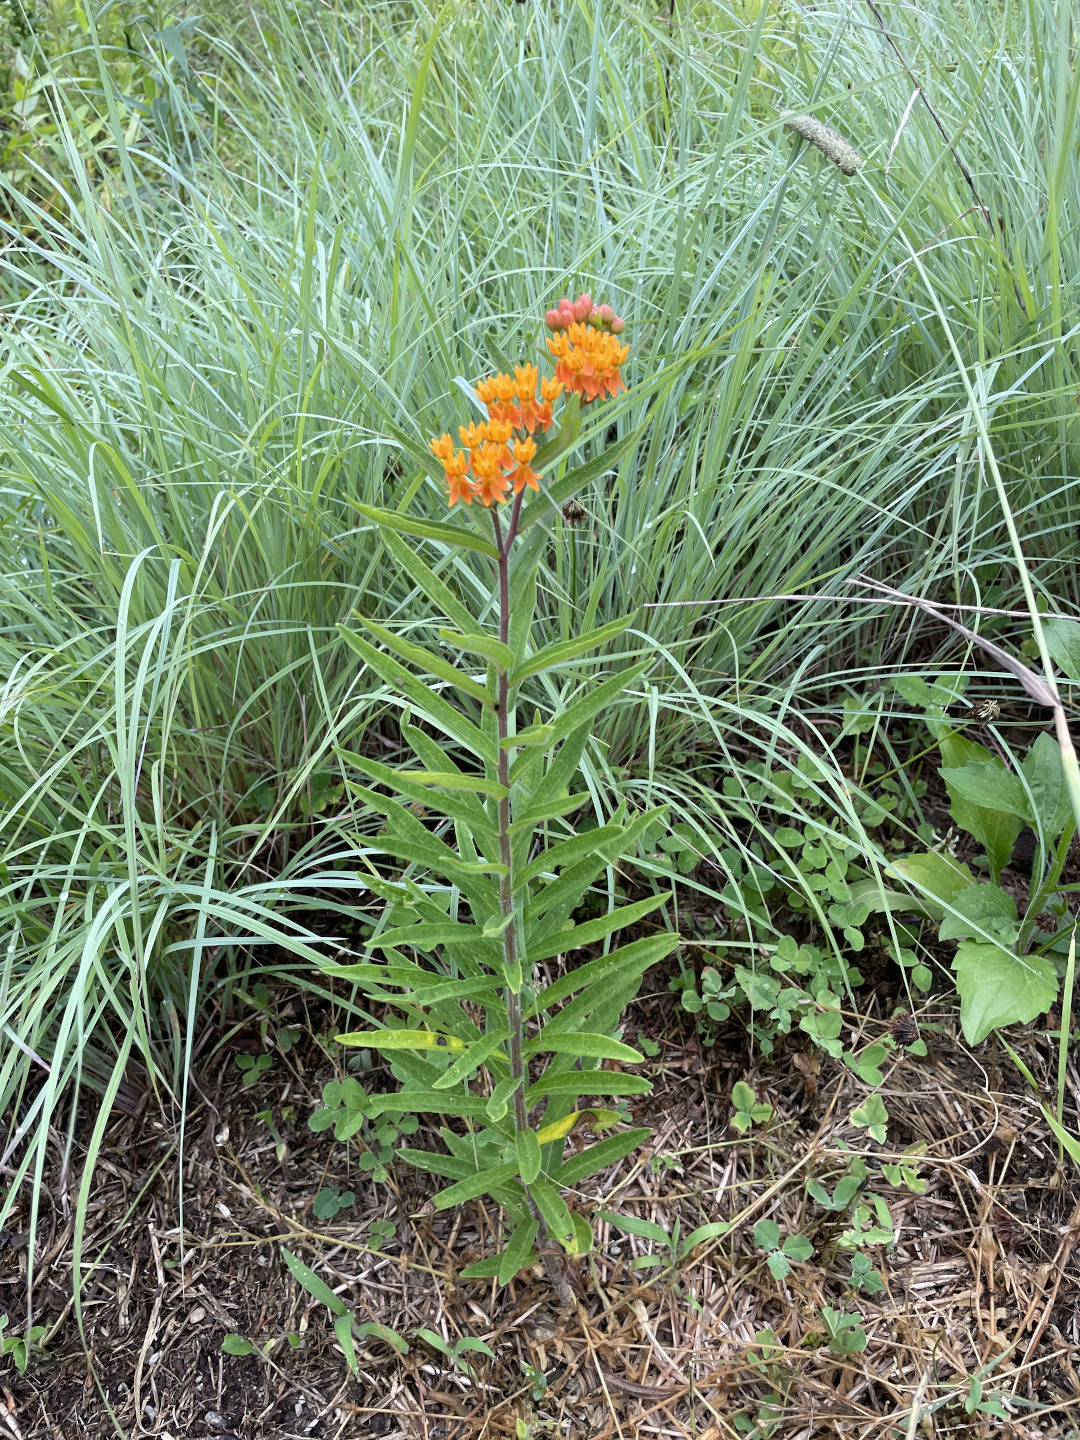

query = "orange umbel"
[428,296,625,506]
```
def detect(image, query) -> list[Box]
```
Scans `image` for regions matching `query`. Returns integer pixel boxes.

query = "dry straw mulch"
[3,985,1080,1440]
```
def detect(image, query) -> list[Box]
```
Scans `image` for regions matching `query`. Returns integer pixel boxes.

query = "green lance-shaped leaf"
[334,1314,359,1376]
[359,618,495,709]
[499,1220,541,1285]
[515,823,628,892]
[522,1033,643,1063]
[360,832,507,882]
[485,1075,522,1122]
[381,529,477,634]
[432,1031,510,1089]
[337,748,499,855]
[500,723,555,749]
[598,1211,671,1247]
[393,769,508,798]
[366,920,494,952]
[529,1178,579,1253]
[432,1162,520,1210]
[337,626,497,765]
[365,1090,495,1119]
[439,630,515,672]
[347,499,501,557]
[397,1148,475,1181]
[514,1128,542,1185]
[551,1128,652,1187]
[529,393,582,472]
[545,660,652,748]
[524,808,664,932]
[527,895,666,964]
[526,932,680,1016]
[510,614,638,685]
[281,1248,347,1316]
[509,793,590,833]
[336,1028,468,1053]
[526,1071,651,1101]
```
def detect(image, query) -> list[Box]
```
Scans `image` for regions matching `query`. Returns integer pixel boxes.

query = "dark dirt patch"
[4,973,1080,1439]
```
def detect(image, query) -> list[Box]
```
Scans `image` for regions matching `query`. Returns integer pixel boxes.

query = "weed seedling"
[730,1080,772,1134]
[752,1219,814,1281]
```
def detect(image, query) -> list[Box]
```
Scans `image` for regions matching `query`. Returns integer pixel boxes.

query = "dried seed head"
[889,1011,920,1047]
[562,498,588,526]
[966,698,1001,722]
[1035,911,1058,933]
[782,113,863,176]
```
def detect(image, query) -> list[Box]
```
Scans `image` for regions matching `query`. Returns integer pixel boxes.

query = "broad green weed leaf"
[938,884,1017,944]
[1044,617,1080,685]
[939,762,1032,823]
[953,942,1057,1044]
[1020,731,1072,840]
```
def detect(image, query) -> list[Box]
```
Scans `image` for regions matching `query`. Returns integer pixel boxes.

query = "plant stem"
[493,497,572,1306]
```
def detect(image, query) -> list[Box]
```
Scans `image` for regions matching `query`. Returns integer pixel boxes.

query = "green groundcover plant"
[867,645,1080,1044]
[320,295,677,1299]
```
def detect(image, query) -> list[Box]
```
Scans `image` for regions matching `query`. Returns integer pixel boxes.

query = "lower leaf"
[953,941,1057,1044]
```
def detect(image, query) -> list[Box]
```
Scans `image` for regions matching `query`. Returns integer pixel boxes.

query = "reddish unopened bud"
[578,291,593,313]
[545,308,562,329]
[596,303,615,327]
[572,299,589,322]
[610,315,625,334]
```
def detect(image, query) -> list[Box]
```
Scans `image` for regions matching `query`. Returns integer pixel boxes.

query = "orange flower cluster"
[429,363,563,507]
[544,291,628,402]
[547,322,629,402]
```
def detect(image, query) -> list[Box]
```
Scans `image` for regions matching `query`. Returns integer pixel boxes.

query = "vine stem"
[492,496,572,1307]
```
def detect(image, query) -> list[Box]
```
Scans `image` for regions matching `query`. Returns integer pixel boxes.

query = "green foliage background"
[2,0,1079,1265]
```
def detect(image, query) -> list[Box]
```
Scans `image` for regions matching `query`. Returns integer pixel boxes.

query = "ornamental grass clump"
[327,297,676,1303]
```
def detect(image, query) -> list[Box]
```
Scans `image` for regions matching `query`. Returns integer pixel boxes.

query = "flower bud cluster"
[545,292,625,335]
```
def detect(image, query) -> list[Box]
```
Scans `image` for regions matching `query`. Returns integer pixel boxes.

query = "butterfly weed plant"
[324,296,676,1302]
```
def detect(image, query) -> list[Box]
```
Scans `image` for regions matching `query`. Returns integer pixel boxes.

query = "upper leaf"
[348,499,500,557]
[510,615,637,685]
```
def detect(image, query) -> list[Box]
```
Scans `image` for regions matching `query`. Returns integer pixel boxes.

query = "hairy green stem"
[493,496,572,1305]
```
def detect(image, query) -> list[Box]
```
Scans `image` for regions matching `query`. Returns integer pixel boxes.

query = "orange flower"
[508,436,540,494]
[427,310,626,510]
[469,440,512,507]
[547,323,628,402]
[442,449,474,506]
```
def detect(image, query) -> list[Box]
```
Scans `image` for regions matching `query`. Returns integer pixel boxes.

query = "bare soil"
[3,963,1080,1440]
